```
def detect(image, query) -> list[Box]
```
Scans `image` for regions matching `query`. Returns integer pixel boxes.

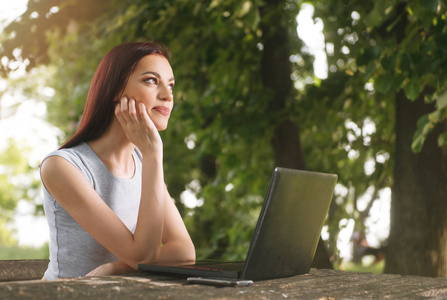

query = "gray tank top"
[41,142,142,279]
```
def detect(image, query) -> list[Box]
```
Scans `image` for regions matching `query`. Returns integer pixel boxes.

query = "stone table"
[1,260,447,299]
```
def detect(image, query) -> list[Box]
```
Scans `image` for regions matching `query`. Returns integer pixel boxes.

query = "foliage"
[0,221,17,246]
[1,0,446,268]
[1,0,282,260]
[0,140,35,220]
[306,0,447,261]
[300,71,394,258]
[0,243,49,259]
[313,0,447,153]
[0,139,42,246]
[0,0,389,263]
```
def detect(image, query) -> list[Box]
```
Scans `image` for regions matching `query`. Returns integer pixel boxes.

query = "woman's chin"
[155,123,168,131]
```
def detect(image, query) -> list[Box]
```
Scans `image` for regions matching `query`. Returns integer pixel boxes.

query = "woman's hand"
[86,261,135,277]
[115,96,163,157]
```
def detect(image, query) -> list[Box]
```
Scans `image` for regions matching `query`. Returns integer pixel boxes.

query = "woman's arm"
[158,187,195,262]
[85,188,195,277]
[41,153,165,269]
[85,260,135,277]
[41,98,179,270]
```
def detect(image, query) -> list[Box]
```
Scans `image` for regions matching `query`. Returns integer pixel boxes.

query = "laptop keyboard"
[182,261,245,272]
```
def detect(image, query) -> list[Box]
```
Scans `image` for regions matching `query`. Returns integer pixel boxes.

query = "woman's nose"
[159,84,173,101]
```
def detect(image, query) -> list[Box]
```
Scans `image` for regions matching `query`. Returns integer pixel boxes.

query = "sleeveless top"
[41,142,142,279]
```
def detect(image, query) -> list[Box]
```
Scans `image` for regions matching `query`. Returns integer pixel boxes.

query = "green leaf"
[364,0,388,28]
[393,73,406,91]
[424,93,435,104]
[411,115,430,153]
[428,110,442,125]
[375,73,393,94]
[422,0,439,12]
[411,110,443,153]
[364,61,376,79]
[438,131,447,147]
[411,134,426,153]
[404,77,422,101]
[246,5,260,30]
[208,0,224,10]
[357,47,381,66]
[418,58,441,75]
[235,1,252,18]
[381,54,397,72]
[435,88,447,110]
[398,53,412,72]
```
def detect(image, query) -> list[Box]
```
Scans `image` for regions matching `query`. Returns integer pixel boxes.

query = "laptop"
[138,167,337,281]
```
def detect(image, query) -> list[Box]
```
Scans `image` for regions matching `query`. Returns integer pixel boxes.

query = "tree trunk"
[385,90,447,277]
[259,0,333,269]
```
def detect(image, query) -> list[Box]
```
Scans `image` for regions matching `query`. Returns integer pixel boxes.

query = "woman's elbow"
[184,240,196,261]
[167,238,196,262]
[173,239,196,261]
[126,245,161,268]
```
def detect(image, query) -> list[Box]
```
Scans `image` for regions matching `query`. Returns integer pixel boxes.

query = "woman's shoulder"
[41,142,95,184]
[44,142,89,158]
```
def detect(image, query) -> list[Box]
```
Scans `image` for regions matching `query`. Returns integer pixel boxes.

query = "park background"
[0,0,446,277]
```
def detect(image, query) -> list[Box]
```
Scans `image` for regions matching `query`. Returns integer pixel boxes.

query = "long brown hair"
[60,42,170,149]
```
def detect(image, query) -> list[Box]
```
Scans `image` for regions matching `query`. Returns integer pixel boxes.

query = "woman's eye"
[169,83,175,91]
[145,78,157,84]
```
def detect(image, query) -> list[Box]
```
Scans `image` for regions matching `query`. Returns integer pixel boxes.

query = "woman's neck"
[87,119,136,179]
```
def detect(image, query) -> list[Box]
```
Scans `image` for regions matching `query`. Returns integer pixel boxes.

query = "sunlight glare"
[296,4,328,79]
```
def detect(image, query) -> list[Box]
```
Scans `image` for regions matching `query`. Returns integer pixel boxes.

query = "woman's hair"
[60,41,170,149]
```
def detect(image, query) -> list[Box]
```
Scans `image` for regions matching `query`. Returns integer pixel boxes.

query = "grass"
[0,244,49,260]
[337,259,385,274]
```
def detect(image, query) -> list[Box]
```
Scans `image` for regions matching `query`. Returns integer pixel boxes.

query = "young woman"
[40,42,195,280]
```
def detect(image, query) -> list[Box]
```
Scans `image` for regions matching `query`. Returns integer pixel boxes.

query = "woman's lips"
[152,106,170,116]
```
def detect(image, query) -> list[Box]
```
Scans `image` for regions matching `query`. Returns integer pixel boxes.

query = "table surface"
[1,267,447,299]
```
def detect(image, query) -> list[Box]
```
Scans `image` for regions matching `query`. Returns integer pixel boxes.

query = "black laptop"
[138,167,337,281]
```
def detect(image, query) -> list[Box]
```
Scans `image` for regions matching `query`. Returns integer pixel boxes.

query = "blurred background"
[0,0,446,277]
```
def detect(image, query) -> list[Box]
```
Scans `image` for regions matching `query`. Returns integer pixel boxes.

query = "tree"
[0,139,41,246]
[1,0,336,266]
[258,0,334,269]
[2,0,446,276]
[383,1,447,276]
[314,0,447,276]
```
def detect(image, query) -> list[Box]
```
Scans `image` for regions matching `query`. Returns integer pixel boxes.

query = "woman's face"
[122,54,175,130]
